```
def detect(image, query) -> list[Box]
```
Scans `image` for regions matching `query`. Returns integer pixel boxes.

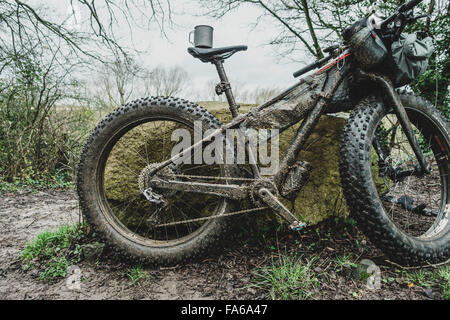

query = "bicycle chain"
[154,206,268,227]
[167,173,260,182]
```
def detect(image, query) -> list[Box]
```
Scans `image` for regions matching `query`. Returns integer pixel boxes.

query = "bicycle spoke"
[102,118,228,243]
[375,113,447,237]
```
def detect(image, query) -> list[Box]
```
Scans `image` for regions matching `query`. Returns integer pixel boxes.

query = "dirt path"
[0,190,440,300]
[0,190,258,300]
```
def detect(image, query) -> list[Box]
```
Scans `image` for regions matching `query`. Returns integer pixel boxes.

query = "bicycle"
[77,0,449,266]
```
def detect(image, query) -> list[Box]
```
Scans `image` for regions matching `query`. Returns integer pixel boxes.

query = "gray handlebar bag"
[391,33,434,87]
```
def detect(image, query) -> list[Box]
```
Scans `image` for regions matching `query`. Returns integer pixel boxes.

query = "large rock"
[277,115,348,224]
[200,102,349,224]
[103,101,385,225]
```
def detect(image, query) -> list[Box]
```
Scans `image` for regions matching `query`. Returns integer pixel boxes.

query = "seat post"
[213,59,239,118]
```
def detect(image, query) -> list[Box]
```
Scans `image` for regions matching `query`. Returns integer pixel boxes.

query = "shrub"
[0,54,95,186]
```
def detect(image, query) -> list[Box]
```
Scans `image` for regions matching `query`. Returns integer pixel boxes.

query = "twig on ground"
[384,258,450,270]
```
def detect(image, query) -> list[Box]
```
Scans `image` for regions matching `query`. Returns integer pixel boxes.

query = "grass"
[20,224,86,282]
[252,254,318,300]
[400,265,450,299]
[126,266,148,284]
[335,253,357,269]
[406,269,433,287]
[437,266,450,300]
[0,170,75,192]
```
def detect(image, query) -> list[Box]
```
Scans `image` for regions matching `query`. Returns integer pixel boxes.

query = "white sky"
[41,0,310,101]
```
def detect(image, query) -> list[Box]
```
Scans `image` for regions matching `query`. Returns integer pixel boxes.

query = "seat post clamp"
[215,81,231,96]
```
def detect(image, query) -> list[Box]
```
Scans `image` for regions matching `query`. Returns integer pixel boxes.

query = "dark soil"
[0,190,445,300]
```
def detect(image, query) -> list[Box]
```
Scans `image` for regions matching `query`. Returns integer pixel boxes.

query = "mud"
[241,73,325,130]
[0,190,256,300]
[1,190,443,300]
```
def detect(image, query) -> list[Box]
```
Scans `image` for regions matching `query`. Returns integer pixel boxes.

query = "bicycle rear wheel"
[77,97,237,265]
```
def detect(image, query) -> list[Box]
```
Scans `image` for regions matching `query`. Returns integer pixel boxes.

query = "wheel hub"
[138,163,177,198]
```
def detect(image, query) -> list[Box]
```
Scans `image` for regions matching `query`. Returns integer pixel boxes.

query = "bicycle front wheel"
[340,94,450,265]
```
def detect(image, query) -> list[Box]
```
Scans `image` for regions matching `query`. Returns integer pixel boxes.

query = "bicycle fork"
[358,70,431,175]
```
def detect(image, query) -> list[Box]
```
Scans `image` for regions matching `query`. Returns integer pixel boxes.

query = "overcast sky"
[46,0,310,101]
[140,0,305,97]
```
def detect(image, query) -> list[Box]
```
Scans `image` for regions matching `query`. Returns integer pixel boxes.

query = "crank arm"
[149,178,248,200]
[258,188,307,231]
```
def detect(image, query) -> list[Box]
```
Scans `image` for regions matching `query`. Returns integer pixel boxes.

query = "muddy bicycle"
[77,0,449,266]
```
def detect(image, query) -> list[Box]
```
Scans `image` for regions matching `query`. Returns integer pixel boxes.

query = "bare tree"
[196,0,415,60]
[0,0,174,183]
[197,0,448,114]
[0,0,173,64]
[197,0,338,60]
[95,54,147,108]
[145,65,190,97]
[0,45,89,181]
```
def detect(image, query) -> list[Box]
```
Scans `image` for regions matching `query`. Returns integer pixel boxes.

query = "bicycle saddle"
[188,45,247,62]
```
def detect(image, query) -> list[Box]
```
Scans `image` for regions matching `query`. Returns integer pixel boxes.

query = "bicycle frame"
[148,47,430,206]
[148,51,352,199]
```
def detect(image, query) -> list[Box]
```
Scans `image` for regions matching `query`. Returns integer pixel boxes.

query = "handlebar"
[402,0,423,12]
[293,61,321,78]
[293,55,333,78]
[380,0,423,29]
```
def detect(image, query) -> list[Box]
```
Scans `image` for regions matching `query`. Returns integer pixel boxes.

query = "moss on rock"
[275,116,348,224]
[104,121,183,202]
[202,103,349,224]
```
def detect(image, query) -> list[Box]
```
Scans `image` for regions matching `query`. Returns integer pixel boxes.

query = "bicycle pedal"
[290,221,307,232]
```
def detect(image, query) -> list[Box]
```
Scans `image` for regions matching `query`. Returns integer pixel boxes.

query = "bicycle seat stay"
[188,45,247,62]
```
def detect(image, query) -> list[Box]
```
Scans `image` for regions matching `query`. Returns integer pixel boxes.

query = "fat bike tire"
[339,94,450,266]
[77,97,238,266]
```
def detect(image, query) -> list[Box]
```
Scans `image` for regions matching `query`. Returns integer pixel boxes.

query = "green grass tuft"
[20,224,86,282]
[252,255,318,300]
[437,266,450,300]
[126,265,148,284]
[335,253,357,269]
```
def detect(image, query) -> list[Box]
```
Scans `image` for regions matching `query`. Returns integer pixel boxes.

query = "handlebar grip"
[293,61,320,78]
[401,0,422,12]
